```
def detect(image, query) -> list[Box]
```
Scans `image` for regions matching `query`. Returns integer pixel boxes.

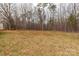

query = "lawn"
[0,30,79,56]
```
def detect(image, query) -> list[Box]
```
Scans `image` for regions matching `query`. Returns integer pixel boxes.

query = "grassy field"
[0,30,79,56]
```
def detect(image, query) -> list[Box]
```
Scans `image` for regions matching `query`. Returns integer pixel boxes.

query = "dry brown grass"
[0,30,79,56]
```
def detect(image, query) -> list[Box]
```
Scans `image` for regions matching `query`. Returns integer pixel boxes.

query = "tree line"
[0,3,79,32]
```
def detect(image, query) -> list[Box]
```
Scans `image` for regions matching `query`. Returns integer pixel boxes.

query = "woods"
[0,3,79,32]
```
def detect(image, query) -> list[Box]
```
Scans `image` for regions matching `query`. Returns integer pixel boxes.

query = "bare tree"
[48,3,56,30]
[0,3,78,31]
[37,3,47,30]
[0,3,15,30]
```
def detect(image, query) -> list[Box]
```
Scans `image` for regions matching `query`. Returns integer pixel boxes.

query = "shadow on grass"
[0,30,8,34]
[0,32,7,39]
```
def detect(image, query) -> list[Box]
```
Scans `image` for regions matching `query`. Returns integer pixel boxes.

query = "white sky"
[0,0,79,3]
[32,3,37,6]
